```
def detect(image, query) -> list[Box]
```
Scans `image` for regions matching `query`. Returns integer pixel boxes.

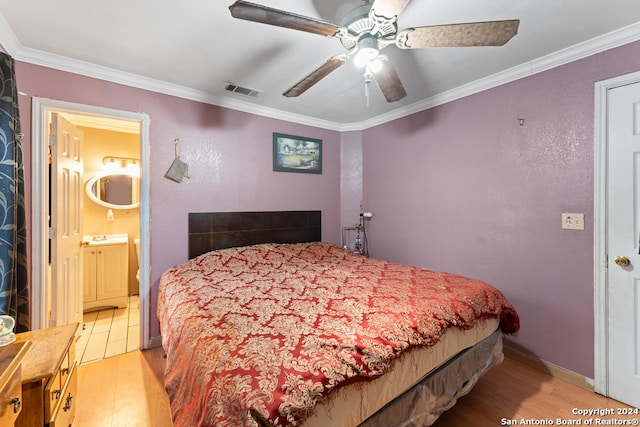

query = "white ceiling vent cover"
[224,82,262,97]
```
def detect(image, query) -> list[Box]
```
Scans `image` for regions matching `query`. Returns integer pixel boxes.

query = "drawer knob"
[9,397,21,414]
[63,394,73,412]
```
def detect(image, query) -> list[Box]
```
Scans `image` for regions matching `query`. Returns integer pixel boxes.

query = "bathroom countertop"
[82,233,128,246]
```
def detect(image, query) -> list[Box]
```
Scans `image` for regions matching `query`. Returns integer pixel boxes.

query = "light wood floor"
[76,349,632,427]
[76,347,172,427]
[432,358,633,427]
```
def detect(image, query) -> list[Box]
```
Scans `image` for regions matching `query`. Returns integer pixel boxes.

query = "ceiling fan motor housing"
[339,3,397,51]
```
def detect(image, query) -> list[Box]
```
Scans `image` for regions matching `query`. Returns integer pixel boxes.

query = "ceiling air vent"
[224,82,262,97]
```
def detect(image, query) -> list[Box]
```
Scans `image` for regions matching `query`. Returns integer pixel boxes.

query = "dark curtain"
[0,52,29,333]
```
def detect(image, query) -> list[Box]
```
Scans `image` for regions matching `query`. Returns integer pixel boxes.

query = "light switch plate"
[562,213,584,230]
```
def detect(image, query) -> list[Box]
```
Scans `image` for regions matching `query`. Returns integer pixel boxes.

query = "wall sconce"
[103,156,140,177]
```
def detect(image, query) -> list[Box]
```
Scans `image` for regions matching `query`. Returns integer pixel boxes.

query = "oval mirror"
[86,172,140,210]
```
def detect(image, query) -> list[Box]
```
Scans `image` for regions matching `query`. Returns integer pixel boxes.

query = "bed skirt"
[360,328,503,427]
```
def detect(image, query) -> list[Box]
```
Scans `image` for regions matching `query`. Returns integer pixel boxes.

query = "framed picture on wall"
[273,132,322,174]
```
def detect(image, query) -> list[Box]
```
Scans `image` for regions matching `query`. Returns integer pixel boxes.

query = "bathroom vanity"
[82,234,129,312]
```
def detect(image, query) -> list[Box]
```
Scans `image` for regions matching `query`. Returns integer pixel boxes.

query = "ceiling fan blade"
[370,0,412,21]
[283,55,348,98]
[229,1,342,37]
[397,20,520,49]
[371,59,407,103]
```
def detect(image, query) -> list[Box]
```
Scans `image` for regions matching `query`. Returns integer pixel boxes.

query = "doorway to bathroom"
[71,113,140,363]
[30,98,152,362]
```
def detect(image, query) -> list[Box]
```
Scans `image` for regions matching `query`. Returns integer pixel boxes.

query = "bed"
[158,211,519,427]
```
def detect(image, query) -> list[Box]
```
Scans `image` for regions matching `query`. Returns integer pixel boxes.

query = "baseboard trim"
[148,335,163,349]
[503,346,594,392]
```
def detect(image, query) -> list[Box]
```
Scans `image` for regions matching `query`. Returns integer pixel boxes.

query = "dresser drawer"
[59,345,73,389]
[44,364,62,420]
[49,363,77,427]
[0,365,23,426]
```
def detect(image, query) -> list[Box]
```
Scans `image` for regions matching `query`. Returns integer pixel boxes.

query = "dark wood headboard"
[188,210,321,259]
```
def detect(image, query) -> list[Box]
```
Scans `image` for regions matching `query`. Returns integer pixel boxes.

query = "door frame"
[593,70,640,396]
[31,97,152,349]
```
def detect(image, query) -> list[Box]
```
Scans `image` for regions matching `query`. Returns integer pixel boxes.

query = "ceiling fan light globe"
[354,46,379,67]
[353,34,380,68]
[368,57,385,73]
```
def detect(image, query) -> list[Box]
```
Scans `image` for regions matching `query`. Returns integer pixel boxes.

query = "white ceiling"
[1,1,640,131]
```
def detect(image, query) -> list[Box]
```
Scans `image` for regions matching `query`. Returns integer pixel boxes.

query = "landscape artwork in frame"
[273,132,322,174]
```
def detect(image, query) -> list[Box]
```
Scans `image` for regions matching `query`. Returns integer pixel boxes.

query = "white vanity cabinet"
[83,241,129,311]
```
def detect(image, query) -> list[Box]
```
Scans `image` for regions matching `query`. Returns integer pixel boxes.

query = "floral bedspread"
[158,242,519,427]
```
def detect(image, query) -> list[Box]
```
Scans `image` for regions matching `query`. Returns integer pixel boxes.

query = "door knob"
[614,256,631,267]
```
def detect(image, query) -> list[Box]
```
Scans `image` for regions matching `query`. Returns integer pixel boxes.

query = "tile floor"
[76,295,140,365]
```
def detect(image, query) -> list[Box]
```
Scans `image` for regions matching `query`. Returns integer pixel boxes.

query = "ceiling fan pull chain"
[364,68,372,107]
[365,81,370,107]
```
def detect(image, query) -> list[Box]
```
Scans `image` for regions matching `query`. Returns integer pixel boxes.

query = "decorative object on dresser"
[0,340,32,427]
[15,323,78,427]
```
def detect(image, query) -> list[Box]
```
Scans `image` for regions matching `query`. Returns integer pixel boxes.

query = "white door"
[606,81,640,407]
[50,113,84,327]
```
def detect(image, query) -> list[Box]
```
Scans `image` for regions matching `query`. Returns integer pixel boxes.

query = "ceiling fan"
[228,0,519,103]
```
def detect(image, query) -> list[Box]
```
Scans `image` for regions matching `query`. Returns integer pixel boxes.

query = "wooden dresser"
[15,323,78,427]
[0,340,32,426]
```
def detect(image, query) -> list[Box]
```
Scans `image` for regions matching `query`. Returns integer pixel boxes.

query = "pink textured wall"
[340,131,363,238]
[362,41,640,378]
[15,62,341,338]
[14,40,640,377]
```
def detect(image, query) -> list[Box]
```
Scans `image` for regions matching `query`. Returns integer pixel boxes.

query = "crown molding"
[2,11,639,132]
[0,13,20,54]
